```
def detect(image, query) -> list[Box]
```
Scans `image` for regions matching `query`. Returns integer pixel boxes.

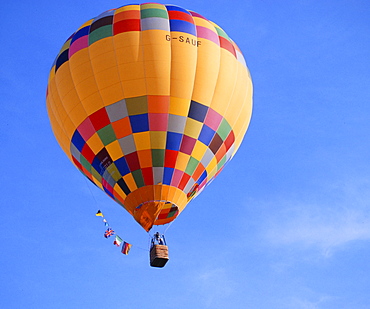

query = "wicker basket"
[150,245,169,268]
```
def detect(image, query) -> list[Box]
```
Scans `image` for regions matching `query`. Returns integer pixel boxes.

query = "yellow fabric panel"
[141,185,156,202]
[90,46,117,74]
[171,188,186,210]
[121,79,147,99]
[191,17,220,106]
[209,50,238,116]
[86,133,104,154]
[88,38,124,106]
[114,32,146,98]
[207,166,218,180]
[232,77,253,137]
[115,4,139,13]
[152,184,162,200]
[150,131,166,149]
[123,190,139,214]
[164,186,177,204]
[92,176,104,190]
[223,62,249,130]
[191,14,214,29]
[133,132,151,150]
[174,152,190,171]
[205,156,217,176]
[169,97,189,116]
[141,30,171,95]
[118,62,145,81]
[141,3,164,9]
[61,83,81,112]
[114,32,142,56]
[93,65,121,93]
[159,185,169,199]
[54,65,79,114]
[100,82,125,107]
[232,91,253,154]
[49,78,74,146]
[48,67,55,85]
[191,39,220,106]
[61,116,76,148]
[47,103,70,158]
[169,32,197,100]
[69,103,88,127]
[69,49,94,83]
[113,183,127,206]
[191,140,208,162]
[105,140,124,161]
[58,130,71,159]
[89,37,115,59]
[123,173,138,192]
[48,113,70,159]
[67,48,104,115]
[183,118,202,139]
[47,79,66,131]
[80,91,104,115]
[68,48,93,68]
[106,164,122,182]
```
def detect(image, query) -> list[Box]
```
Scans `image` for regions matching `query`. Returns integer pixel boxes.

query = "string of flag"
[96,210,132,255]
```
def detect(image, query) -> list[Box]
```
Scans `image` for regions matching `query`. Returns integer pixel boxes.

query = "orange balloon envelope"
[46,3,253,232]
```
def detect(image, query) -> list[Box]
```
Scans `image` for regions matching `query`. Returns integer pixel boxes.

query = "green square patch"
[217,119,232,141]
[151,149,164,167]
[89,25,113,45]
[97,124,116,146]
[132,170,145,188]
[217,156,227,171]
[141,8,168,19]
[185,157,199,175]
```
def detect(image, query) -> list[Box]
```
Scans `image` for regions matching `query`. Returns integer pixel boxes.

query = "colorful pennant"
[96,210,132,255]
[122,242,132,255]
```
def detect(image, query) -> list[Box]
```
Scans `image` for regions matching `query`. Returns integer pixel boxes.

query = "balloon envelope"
[46,3,253,231]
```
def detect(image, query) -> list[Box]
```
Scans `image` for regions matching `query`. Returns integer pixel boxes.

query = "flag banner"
[113,235,123,247]
[103,219,109,226]
[104,228,115,238]
[96,210,104,217]
[121,242,132,255]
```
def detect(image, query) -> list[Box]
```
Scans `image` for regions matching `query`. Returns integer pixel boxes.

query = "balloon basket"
[150,245,169,268]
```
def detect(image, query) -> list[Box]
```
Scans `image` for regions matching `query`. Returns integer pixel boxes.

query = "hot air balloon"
[46,3,252,266]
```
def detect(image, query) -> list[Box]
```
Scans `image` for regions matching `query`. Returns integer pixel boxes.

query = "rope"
[163,220,175,234]
[84,177,99,207]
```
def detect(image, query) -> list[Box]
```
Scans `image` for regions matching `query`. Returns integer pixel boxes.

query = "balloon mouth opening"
[133,200,180,231]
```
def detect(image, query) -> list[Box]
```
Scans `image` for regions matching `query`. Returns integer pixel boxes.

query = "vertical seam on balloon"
[65,29,102,185]
[134,4,154,220]
[208,39,239,183]
[47,78,70,157]
[231,79,253,158]
[166,7,200,194]
[154,4,172,227]
[51,58,79,159]
[111,8,128,104]
[180,17,221,197]
[166,5,183,189]
[69,13,118,191]
[110,8,134,202]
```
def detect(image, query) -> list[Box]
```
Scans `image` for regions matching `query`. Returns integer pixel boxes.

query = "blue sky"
[1,0,370,308]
